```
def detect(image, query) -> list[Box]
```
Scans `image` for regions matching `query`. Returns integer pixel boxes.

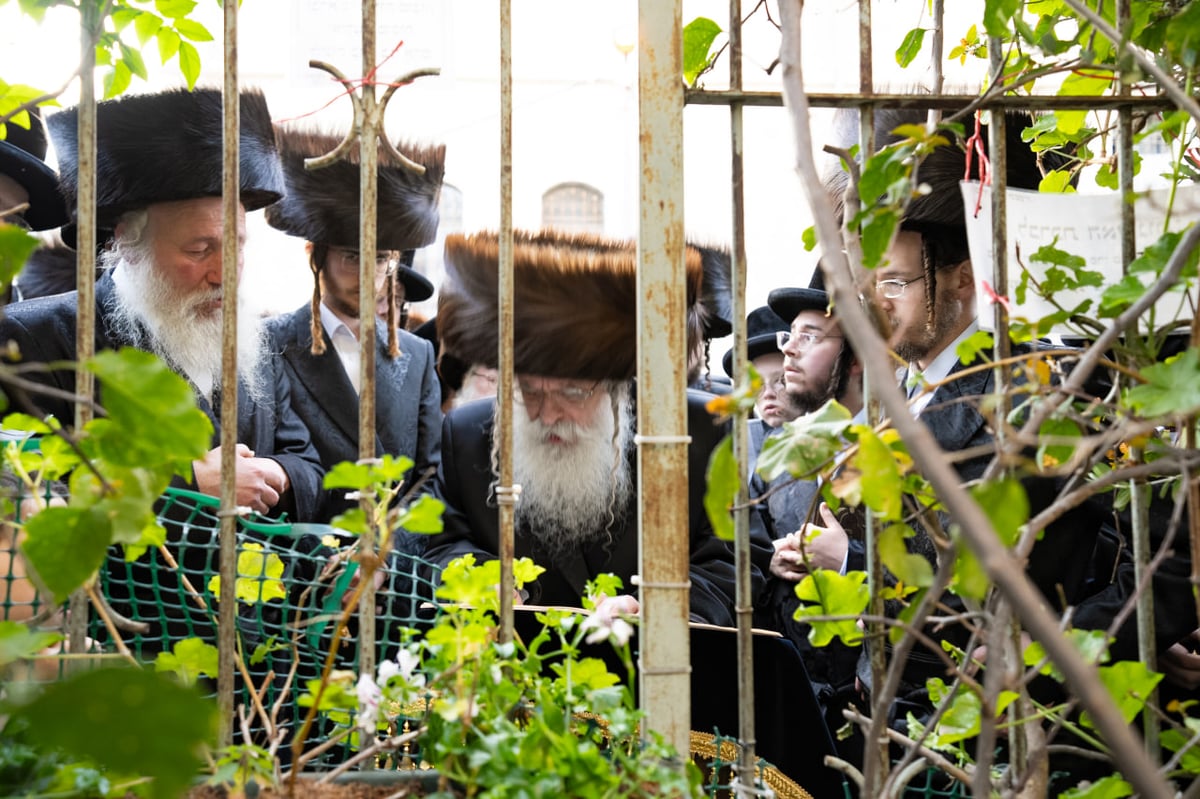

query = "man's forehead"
[517,373,594,389]
[791,309,837,333]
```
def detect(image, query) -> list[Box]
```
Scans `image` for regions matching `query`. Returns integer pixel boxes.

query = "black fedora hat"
[0,107,68,231]
[766,266,829,324]
[721,305,790,377]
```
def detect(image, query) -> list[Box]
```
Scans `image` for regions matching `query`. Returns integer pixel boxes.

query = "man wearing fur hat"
[0,88,323,520]
[265,127,445,524]
[426,231,761,626]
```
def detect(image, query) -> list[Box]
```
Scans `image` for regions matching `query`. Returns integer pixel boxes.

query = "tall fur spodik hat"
[47,87,284,229]
[264,126,445,265]
[437,230,705,382]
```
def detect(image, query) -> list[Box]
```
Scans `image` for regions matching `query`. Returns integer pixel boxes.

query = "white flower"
[580,612,635,647]
[396,648,425,688]
[377,659,401,685]
[356,673,382,730]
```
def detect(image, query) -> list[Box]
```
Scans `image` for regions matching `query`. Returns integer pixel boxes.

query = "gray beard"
[104,251,271,407]
[508,391,634,564]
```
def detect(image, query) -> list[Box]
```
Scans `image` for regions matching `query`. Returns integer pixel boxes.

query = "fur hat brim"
[48,87,284,228]
[265,126,445,252]
[438,230,704,382]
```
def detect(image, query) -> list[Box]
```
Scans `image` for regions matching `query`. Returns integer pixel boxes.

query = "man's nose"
[537,395,567,426]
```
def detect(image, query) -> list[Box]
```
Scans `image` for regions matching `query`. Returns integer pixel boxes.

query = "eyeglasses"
[335,248,401,274]
[875,274,926,299]
[514,381,598,408]
[776,330,843,352]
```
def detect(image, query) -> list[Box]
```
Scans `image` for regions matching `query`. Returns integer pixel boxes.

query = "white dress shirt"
[319,302,361,395]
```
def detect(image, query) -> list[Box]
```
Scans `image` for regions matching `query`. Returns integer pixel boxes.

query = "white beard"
[104,250,271,407]
[509,388,634,562]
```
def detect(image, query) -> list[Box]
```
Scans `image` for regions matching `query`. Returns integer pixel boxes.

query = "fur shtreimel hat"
[822,107,1053,240]
[48,87,284,229]
[0,107,68,231]
[692,242,733,339]
[438,230,705,382]
[264,126,445,302]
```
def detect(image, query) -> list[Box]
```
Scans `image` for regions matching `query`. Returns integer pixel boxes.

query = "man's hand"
[593,594,640,623]
[770,503,849,581]
[1162,629,1200,691]
[193,444,291,515]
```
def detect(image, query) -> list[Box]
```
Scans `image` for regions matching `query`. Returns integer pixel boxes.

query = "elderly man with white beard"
[425,231,761,626]
[0,87,323,520]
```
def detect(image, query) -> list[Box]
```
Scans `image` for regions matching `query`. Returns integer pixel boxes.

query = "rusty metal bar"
[637,0,691,759]
[67,0,99,667]
[726,0,757,789]
[497,0,516,645]
[356,0,380,683]
[686,89,1177,112]
[216,0,241,750]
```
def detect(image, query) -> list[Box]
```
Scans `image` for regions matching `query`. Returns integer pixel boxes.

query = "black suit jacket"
[425,389,763,627]
[267,304,442,524]
[0,272,324,521]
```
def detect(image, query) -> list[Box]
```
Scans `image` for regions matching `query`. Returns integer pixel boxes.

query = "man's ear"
[956,259,974,290]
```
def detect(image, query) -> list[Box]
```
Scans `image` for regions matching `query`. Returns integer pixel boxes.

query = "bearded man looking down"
[0,87,323,520]
[425,231,762,626]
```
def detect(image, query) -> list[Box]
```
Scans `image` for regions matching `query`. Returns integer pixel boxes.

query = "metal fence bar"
[637,0,692,760]
[497,0,516,646]
[687,90,1177,111]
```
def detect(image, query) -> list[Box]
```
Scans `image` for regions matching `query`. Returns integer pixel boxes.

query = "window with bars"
[541,182,604,234]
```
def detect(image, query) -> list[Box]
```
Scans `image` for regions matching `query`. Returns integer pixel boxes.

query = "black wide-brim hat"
[766,265,829,323]
[692,242,733,339]
[721,304,790,377]
[48,87,285,232]
[0,108,69,231]
[438,230,705,383]
[265,126,445,303]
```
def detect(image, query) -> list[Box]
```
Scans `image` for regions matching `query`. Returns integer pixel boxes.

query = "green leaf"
[0,620,62,667]
[156,27,181,64]
[895,28,927,68]
[793,570,870,647]
[1038,170,1075,193]
[950,528,988,601]
[756,400,853,482]
[703,434,736,541]
[119,42,149,80]
[970,478,1028,547]
[1081,660,1163,729]
[134,10,164,45]
[1126,348,1200,417]
[854,427,904,520]
[178,40,201,89]
[0,223,41,289]
[17,667,217,799]
[155,0,198,18]
[103,60,133,100]
[1097,274,1146,318]
[173,17,213,42]
[396,494,445,535]
[983,0,1022,38]
[22,506,112,603]
[1161,726,1200,773]
[86,348,213,470]
[207,542,287,604]
[878,524,933,588]
[109,7,139,32]
[860,209,899,269]
[1036,417,1081,469]
[1023,628,1111,682]
[801,226,817,252]
[155,638,219,686]
[682,17,722,86]
[324,461,373,491]
[1129,229,1200,279]
[1059,774,1133,799]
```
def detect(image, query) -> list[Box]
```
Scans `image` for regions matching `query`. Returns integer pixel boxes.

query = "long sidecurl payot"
[437,230,706,383]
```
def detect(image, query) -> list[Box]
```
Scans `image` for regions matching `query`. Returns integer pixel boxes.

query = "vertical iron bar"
[497,0,516,646]
[727,0,756,790]
[357,0,380,683]
[67,0,99,667]
[217,0,241,750]
[496,0,516,643]
[637,0,691,759]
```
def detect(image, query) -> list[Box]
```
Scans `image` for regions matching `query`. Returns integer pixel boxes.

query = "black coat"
[0,271,324,522]
[424,389,762,627]
[267,304,442,524]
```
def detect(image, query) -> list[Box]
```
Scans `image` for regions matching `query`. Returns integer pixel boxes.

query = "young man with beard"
[425,231,758,626]
[0,87,323,520]
[264,126,445,524]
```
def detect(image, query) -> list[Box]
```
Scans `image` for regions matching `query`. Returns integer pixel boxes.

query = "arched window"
[542,182,604,234]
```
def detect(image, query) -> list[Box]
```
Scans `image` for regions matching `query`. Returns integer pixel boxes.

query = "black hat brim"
[767,287,829,323]
[396,265,434,303]
[0,141,68,230]
[721,333,781,377]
